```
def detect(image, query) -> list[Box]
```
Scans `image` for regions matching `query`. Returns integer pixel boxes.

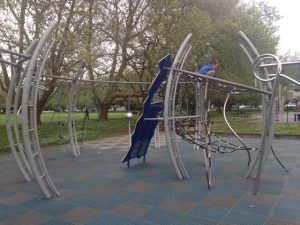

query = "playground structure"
[2,22,300,199]
[2,22,151,198]
[122,33,300,194]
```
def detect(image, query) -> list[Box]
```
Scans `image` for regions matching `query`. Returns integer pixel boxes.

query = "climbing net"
[170,71,259,153]
[175,119,256,154]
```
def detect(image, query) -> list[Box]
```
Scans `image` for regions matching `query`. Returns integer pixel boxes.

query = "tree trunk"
[37,104,43,125]
[100,104,109,121]
[36,93,49,125]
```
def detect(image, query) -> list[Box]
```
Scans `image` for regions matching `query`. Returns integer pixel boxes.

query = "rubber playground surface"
[1,134,300,225]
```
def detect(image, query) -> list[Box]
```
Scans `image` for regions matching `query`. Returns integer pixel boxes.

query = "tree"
[0,0,90,124]
[0,0,282,121]
[79,0,152,120]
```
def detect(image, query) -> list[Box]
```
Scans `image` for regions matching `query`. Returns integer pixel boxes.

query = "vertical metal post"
[128,95,131,146]
[286,84,289,124]
[128,118,131,146]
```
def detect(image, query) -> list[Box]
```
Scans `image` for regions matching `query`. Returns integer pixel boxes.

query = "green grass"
[1,110,300,154]
[210,111,300,135]
[0,111,138,154]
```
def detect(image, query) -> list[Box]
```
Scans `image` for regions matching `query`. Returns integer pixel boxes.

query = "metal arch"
[164,33,192,180]
[238,32,287,194]
[252,53,282,194]
[5,40,38,182]
[238,31,272,91]
[67,62,86,157]
[21,22,59,198]
[169,45,192,178]
[32,38,60,197]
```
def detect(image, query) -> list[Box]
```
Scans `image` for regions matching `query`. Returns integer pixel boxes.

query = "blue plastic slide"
[122,55,172,167]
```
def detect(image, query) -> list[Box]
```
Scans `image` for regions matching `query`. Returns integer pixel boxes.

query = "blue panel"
[122,55,172,165]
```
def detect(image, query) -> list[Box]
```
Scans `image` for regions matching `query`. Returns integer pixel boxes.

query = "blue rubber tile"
[272,206,300,222]
[62,193,100,205]
[185,183,212,194]
[173,215,218,225]
[257,185,282,195]
[84,213,132,225]
[222,180,251,190]
[0,188,17,197]
[187,203,227,221]
[222,210,266,225]
[276,196,300,210]
[132,193,166,206]
[212,170,233,180]
[36,202,77,217]
[233,200,272,216]
[173,189,209,202]
[264,167,289,175]
[95,177,130,186]
[133,176,169,185]
[260,179,285,188]
[155,172,178,182]
[139,208,181,225]
[85,197,123,211]
[292,167,300,173]
[16,198,57,210]
[146,185,179,197]
[285,177,300,189]
[0,204,29,222]
[11,182,41,195]
[56,180,87,190]
[210,186,245,198]
[127,220,157,225]
[40,218,75,225]
[110,189,138,202]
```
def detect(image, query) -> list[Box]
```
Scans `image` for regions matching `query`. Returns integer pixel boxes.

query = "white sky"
[243,0,300,54]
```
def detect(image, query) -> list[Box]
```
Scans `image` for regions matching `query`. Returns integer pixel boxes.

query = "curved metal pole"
[32,38,60,197]
[223,93,251,166]
[238,31,271,91]
[170,45,192,178]
[253,54,282,194]
[5,39,38,181]
[164,33,192,179]
[67,62,86,157]
[203,81,212,188]
[21,22,59,198]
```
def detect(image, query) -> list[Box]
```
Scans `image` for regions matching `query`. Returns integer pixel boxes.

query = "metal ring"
[252,54,282,83]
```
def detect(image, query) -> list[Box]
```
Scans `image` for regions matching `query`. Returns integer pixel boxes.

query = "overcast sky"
[243,0,300,54]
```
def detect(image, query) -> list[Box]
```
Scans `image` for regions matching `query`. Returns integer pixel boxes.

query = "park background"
[1,0,300,154]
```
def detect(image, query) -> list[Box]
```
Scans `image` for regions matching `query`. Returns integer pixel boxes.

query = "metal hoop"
[252,54,282,83]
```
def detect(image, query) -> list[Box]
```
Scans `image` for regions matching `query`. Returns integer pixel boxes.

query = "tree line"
[0,0,281,123]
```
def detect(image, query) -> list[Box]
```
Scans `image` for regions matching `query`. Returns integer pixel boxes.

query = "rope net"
[175,119,256,153]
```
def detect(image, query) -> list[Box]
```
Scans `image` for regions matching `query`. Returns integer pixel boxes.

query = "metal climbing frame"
[239,33,283,193]
[165,32,300,194]
[4,22,59,198]
[238,31,300,194]
[4,40,39,182]
[20,22,60,198]
[67,62,86,157]
[163,34,269,192]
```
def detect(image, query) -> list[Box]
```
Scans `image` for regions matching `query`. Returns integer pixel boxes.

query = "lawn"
[0,111,138,154]
[1,110,300,154]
